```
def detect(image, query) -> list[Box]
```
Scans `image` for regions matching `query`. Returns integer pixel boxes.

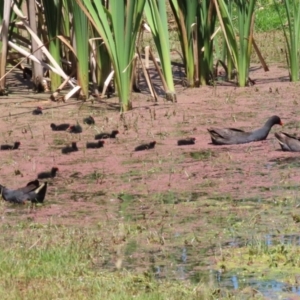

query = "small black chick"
[0,141,21,150]
[37,167,59,179]
[50,123,70,131]
[23,67,32,79]
[32,106,43,115]
[83,116,95,125]
[67,123,82,134]
[95,130,119,140]
[62,142,79,154]
[177,138,196,146]
[86,140,105,149]
[134,141,156,152]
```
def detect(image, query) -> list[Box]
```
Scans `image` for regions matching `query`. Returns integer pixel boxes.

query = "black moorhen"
[207,115,283,145]
[134,141,156,151]
[0,180,47,204]
[275,132,300,152]
[0,142,21,150]
[86,140,105,149]
[177,138,196,146]
[61,142,78,154]
[95,130,119,140]
[37,167,59,179]
[50,123,70,131]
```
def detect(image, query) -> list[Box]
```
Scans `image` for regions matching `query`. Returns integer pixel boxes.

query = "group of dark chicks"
[0,106,197,206]
[2,109,294,206]
[49,114,118,153]
[0,108,117,206]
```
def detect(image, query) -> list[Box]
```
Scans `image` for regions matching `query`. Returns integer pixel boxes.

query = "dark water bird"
[275,132,300,152]
[37,167,59,179]
[95,130,119,140]
[83,116,95,125]
[32,106,43,115]
[17,180,39,193]
[86,140,105,149]
[207,115,283,145]
[134,141,156,151]
[50,123,70,131]
[67,122,82,134]
[23,67,32,79]
[0,180,47,204]
[0,141,21,150]
[177,138,196,146]
[132,83,141,93]
[62,142,79,154]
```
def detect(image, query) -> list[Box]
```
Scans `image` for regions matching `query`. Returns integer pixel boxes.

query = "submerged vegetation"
[0,182,300,299]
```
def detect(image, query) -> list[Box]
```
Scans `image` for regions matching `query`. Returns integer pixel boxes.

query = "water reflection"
[181,248,187,263]
[231,275,239,289]
[177,265,186,280]
[121,229,300,297]
[218,273,300,299]
[174,236,300,296]
[265,234,300,246]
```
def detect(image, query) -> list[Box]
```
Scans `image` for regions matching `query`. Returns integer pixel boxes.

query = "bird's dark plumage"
[62,142,78,154]
[50,123,70,131]
[134,141,156,151]
[17,180,40,193]
[23,67,32,79]
[83,116,95,125]
[67,123,82,134]
[37,167,59,179]
[86,140,105,149]
[32,106,43,115]
[0,180,47,204]
[177,138,196,146]
[0,142,21,150]
[207,115,283,145]
[95,130,119,140]
[275,132,300,152]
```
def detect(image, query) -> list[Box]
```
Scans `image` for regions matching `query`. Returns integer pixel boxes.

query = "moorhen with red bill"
[32,107,43,115]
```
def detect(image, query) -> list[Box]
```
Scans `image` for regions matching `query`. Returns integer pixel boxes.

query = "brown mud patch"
[1,65,299,218]
[1,64,300,280]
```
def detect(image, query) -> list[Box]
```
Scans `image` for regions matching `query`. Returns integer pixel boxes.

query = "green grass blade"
[274,0,300,81]
[145,0,176,101]
[72,0,89,98]
[41,0,63,90]
[215,0,257,87]
[169,0,197,86]
[77,0,146,111]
